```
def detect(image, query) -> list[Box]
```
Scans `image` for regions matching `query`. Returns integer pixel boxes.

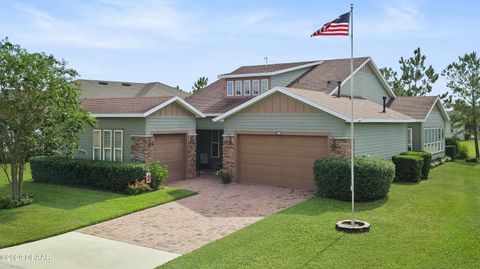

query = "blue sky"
[0,0,477,95]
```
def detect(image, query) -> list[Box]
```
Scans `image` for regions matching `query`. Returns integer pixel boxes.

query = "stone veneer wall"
[329,138,352,157]
[186,134,197,178]
[131,135,153,162]
[222,135,236,181]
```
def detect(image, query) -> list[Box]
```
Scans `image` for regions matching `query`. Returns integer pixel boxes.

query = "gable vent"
[98,81,109,85]
[122,83,132,86]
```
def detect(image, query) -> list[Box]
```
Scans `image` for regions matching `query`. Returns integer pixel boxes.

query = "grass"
[0,164,196,248]
[459,139,479,158]
[161,162,480,269]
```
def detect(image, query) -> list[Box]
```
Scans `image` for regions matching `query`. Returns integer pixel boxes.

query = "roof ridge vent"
[122,83,132,86]
[98,81,109,85]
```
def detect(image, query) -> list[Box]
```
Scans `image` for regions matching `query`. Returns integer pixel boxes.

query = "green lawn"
[460,139,479,158]
[0,164,196,248]
[161,162,480,269]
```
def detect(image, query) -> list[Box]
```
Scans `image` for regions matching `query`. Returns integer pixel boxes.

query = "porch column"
[131,135,153,162]
[222,135,235,181]
[186,133,197,178]
[329,137,353,157]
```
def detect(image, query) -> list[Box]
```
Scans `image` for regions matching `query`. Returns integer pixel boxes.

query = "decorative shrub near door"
[30,156,168,193]
[314,157,395,202]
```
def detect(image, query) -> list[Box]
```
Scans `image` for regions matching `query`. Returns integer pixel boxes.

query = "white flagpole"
[349,2,355,226]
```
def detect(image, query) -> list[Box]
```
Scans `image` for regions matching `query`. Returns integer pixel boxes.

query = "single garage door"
[237,134,329,189]
[153,134,186,181]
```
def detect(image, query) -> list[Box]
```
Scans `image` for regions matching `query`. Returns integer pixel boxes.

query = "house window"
[211,130,220,158]
[114,130,123,162]
[423,127,444,154]
[252,80,260,95]
[244,80,251,96]
[226,81,234,96]
[235,80,242,96]
[103,130,112,161]
[261,79,268,94]
[93,130,102,160]
[407,128,413,151]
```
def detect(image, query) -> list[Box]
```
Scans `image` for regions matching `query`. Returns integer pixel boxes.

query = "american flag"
[311,12,350,36]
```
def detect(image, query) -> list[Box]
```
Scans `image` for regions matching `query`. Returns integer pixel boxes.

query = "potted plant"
[214,169,231,184]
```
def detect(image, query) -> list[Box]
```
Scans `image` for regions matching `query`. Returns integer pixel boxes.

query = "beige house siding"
[146,103,196,134]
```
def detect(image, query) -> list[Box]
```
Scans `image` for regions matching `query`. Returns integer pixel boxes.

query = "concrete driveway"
[79,175,313,254]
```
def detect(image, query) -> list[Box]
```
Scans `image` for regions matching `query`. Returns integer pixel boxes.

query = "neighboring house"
[76,57,450,189]
[76,79,190,99]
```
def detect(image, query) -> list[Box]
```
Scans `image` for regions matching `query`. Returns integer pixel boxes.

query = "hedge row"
[392,155,423,182]
[30,156,168,193]
[400,151,432,179]
[314,157,395,202]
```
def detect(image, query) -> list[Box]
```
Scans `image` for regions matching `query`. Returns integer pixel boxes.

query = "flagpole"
[349,2,355,226]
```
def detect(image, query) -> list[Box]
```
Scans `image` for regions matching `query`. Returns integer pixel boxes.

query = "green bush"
[466,157,478,163]
[30,156,168,193]
[457,143,469,159]
[314,157,395,202]
[0,193,35,209]
[400,151,432,179]
[445,145,456,161]
[392,155,423,182]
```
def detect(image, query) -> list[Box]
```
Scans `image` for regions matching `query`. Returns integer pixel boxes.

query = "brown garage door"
[237,134,329,189]
[153,134,186,181]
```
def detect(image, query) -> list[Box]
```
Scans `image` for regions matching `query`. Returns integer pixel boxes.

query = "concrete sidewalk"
[0,232,179,269]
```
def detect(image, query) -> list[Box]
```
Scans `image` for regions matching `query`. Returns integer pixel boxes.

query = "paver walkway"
[79,175,313,254]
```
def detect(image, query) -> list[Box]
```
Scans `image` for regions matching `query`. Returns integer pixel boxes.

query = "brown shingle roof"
[387,96,438,120]
[224,61,318,75]
[76,79,190,99]
[187,57,371,114]
[288,57,370,94]
[287,88,414,121]
[81,96,172,114]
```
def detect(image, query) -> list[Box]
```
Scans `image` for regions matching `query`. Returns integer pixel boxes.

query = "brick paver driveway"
[79,175,313,254]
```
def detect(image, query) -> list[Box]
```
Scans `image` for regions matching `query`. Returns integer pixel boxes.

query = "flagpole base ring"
[335,220,370,233]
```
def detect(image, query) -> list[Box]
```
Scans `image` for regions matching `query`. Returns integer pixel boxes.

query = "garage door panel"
[238,134,328,189]
[153,134,186,181]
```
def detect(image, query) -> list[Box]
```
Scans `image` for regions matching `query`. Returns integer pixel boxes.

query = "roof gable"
[387,96,449,122]
[219,61,322,78]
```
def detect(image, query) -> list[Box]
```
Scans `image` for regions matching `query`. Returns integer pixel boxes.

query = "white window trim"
[211,130,220,158]
[92,129,102,160]
[261,79,269,94]
[423,127,444,154]
[113,130,124,162]
[235,80,242,96]
[252,80,260,95]
[226,81,234,96]
[407,128,413,151]
[244,80,251,96]
[103,130,112,161]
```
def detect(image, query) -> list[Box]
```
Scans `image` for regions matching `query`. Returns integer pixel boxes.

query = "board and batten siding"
[341,64,391,105]
[270,67,312,88]
[422,104,448,158]
[146,102,196,134]
[196,117,224,130]
[76,118,146,161]
[352,123,408,159]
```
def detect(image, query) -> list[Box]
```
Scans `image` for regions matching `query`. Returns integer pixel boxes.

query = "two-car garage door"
[153,134,186,181]
[237,134,329,189]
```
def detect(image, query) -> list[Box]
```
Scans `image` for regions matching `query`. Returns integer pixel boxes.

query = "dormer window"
[226,81,234,96]
[252,80,260,95]
[261,79,269,94]
[235,81,242,96]
[244,80,251,96]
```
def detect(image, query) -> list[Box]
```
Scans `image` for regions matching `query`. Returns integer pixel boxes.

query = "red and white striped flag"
[311,12,350,36]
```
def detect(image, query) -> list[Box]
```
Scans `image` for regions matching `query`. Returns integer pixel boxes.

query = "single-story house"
[76,58,450,189]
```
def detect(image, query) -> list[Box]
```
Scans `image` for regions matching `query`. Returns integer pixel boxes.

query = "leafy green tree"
[442,52,480,159]
[0,39,95,201]
[192,76,208,93]
[380,48,439,96]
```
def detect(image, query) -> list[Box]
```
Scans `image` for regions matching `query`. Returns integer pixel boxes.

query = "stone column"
[222,135,236,181]
[330,138,353,157]
[186,133,197,178]
[131,135,153,162]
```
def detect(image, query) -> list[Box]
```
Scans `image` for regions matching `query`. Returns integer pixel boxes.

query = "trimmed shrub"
[445,145,456,161]
[392,155,423,182]
[400,151,432,179]
[314,157,395,202]
[0,193,35,209]
[457,143,469,159]
[30,156,168,193]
